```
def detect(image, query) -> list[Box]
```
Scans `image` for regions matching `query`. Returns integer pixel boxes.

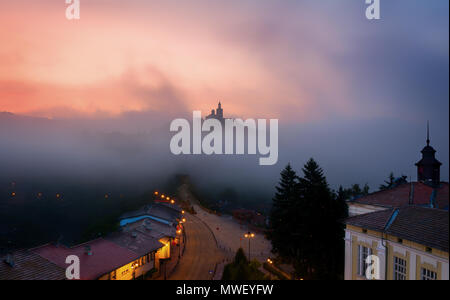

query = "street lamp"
[176,225,183,259]
[244,232,255,261]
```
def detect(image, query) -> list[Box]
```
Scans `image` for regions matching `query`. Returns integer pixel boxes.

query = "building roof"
[349,182,449,210]
[126,218,177,239]
[105,230,164,257]
[344,208,396,232]
[435,183,449,210]
[157,202,183,213]
[119,203,181,225]
[0,249,66,280]
[147,204,181,223]
[386,206,449,252]
[345,206,449,252]
[119,206,149,220]
[32,239,141,280]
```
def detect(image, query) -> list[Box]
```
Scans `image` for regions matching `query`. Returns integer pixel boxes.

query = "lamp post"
[177,224,183,259]
[244,232,255,261]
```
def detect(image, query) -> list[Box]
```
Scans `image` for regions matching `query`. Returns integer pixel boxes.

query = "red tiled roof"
[350,182,449,209]
[386,206,449,252]
[32,239,140,280]
[435,183,449,210]
[345,206,449,252]
[105,230,164,257]
[0,250,66,280]
[344,209,395,232]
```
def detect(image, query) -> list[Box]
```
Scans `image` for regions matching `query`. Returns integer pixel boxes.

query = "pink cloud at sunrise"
[0,0,358,121]
[0,0,448,124]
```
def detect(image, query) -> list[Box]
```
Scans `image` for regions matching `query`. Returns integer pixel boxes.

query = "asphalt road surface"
[169,214,224,280]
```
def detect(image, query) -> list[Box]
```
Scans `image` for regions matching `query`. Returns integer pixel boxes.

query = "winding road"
[169,213,224,280]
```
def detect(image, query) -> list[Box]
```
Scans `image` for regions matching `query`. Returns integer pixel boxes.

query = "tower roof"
[416,122,442,166]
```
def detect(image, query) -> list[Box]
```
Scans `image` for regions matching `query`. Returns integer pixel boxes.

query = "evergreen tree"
[291,159,331,279]
[267,164,299,259]
[379,172,395,190]
[268,160,348,279]
[379,172,408,190]
[338,183,370,200]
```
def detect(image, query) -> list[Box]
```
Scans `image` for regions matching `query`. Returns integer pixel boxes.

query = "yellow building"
[344,206,448,280]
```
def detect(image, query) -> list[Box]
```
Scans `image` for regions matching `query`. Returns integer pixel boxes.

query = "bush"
[221,248,269,280]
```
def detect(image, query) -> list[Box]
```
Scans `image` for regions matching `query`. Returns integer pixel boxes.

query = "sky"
[0,0,448,191]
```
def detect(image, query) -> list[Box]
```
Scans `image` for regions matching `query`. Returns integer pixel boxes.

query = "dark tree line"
[337,183,370,200]
[379,172,408,190]
[267,158,348,280]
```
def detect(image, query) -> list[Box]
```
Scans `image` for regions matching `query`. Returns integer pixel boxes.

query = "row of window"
[108,252,156,280]
[357,245,437,280]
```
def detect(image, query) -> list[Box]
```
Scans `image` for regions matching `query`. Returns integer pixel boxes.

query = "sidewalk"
[192,204,272,264]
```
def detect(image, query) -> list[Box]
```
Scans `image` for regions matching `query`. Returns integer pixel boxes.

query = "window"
[358,245,372,277]
[393,256,407,280]
[148,253,154,262]
[421,268,437,280]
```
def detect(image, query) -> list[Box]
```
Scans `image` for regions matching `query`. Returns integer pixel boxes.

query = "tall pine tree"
[269,159,348,280]
[294,158,348,279]
[267,164,298,259]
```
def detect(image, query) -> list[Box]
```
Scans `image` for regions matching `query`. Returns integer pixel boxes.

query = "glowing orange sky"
[0,1,448,123]
[0,1,355,121]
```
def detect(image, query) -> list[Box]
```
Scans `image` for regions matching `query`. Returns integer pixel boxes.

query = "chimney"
[4,254,15,267]
[84,245,92,256]
[409,181,414,205]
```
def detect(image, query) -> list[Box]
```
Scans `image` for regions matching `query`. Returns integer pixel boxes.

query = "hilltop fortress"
[169,102,279,166]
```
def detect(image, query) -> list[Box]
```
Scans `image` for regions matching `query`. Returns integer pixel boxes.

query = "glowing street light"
[170,199,175,204]
[154,191,159,195]
[244,231,255,261]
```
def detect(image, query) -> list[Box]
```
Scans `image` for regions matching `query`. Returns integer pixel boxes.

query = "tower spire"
[416,120,441,186]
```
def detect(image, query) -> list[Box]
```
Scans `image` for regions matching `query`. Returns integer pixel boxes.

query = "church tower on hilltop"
[415,122,442,186]
[206,101,225,122]
[216,102,223,119]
